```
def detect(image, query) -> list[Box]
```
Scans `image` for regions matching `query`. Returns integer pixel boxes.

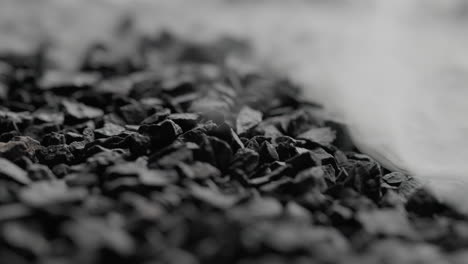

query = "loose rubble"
[0,20,466,264]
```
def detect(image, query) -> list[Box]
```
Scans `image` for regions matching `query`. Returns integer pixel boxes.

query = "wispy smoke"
[327,0,468,199]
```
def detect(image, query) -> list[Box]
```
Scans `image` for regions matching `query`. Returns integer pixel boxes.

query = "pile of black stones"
[0,20,468,264]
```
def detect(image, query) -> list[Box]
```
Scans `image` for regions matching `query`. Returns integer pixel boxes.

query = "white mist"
[331,0,468,206]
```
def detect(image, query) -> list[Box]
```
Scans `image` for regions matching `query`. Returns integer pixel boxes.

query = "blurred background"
[0,0,366,104]
[2,0,468,104]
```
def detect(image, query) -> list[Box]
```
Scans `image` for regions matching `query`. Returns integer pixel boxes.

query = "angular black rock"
[0,157,31,185]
